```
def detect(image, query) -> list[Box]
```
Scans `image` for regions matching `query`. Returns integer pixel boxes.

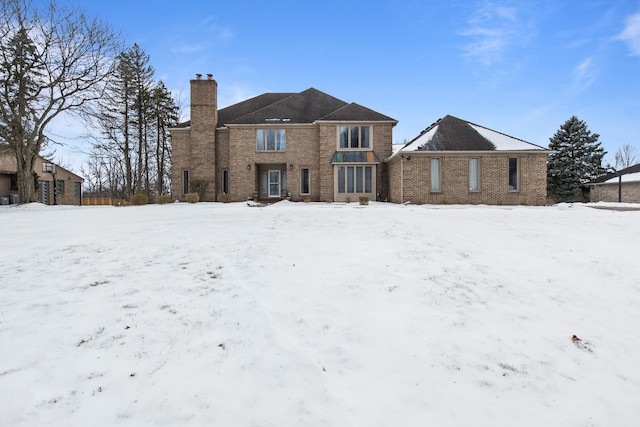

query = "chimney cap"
[196,73,202,80]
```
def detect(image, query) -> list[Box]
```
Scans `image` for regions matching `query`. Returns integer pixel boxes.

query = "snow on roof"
[395,115,548,155]
[468,123,546,151]
[400,125,439,152]
[603,171,640,184]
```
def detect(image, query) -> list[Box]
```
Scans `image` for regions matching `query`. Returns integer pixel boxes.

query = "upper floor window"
[257,129,286,151]
[339,126,370,149]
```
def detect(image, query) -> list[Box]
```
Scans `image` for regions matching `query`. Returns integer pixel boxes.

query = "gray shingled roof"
[175,88,396,128]
[226,88,349,125]
[400,115,547,152]
[320,103,395,122]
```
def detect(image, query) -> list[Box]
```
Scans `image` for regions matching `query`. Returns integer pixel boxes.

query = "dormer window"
[339,126,370,149]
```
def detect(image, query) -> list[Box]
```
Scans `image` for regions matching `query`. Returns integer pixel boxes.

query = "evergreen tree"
[547,116,606,202]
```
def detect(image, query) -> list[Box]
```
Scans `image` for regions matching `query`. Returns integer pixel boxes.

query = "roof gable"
[401,115,546,152]
[227,88,349,125]
[320,103,396,122]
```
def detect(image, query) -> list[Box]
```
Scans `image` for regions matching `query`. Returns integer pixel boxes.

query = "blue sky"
[54,0,640,170]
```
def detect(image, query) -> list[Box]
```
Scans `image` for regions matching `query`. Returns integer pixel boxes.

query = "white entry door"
[268,170,281,198]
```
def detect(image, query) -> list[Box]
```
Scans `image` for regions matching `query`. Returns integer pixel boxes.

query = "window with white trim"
[430,158,441,192]
[339,126,370,149]
[469,157,480,191]
[256,129,286,151]
[337,166,373,194]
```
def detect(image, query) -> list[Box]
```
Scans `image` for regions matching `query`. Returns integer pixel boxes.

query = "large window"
[337,166,373,194]
[469,158,480,191]
[257,129,286,151]
[56,180,64,196]
[430,158,441,192]
[73,182,81,198]
[339,126,370,149]
[508,158,519,191]
[300,168,310,194]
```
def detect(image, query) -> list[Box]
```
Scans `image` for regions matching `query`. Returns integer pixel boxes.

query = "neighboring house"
[170,74,397,202]
[0,148,83,205]
[386,115,551,205]
[588,163,640,203]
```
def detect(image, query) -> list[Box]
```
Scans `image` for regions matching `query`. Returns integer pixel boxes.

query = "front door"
[268,170,281,198]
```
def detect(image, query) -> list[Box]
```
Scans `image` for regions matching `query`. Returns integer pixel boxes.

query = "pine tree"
[547,116,606,202]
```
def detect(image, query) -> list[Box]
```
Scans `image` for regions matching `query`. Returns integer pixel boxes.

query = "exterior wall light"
[247,164,251,170]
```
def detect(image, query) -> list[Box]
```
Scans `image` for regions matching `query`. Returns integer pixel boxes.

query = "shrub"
[217,193,233,203]
[189,179,208,200]
[130,193,148,206]
[185,192,200,203]
[358,196,369,205]
[345,197,352,204]
[156,194,171,204]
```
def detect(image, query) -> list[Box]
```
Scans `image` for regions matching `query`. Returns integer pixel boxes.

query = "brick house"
[170,75,397,202]
[386,115,551,205]
[588,163,640,203]
[0,149,83,205]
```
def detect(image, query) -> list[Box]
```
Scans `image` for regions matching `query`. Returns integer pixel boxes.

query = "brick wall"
[387,152,549,205]
[590,181,640,203]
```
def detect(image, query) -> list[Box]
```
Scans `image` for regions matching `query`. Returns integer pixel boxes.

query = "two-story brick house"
[170,74,397,202]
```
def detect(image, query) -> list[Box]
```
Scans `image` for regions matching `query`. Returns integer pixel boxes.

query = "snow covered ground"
[1,201,639,426]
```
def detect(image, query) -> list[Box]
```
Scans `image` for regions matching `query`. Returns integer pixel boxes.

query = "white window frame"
[338,125,371,150]
[469,157,480,192]
[430,158,441,192]
[256,129,286,151]
[336,165,374,194]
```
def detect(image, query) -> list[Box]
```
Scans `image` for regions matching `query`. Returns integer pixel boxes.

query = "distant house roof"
[589,163,640,184]
[0,146,83,181]
[398,115,548,153]
[175,88,396,128]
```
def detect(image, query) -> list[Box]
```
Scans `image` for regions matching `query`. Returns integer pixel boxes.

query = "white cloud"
[573,57,597,90]
[619,13,640,55]
[460,1,532,66]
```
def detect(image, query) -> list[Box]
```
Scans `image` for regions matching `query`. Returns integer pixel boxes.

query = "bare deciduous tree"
[614,143,639,170]
[0,0,120,202]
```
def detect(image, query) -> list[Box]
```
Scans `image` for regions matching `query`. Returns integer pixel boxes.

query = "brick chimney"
[188,74,218,200]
